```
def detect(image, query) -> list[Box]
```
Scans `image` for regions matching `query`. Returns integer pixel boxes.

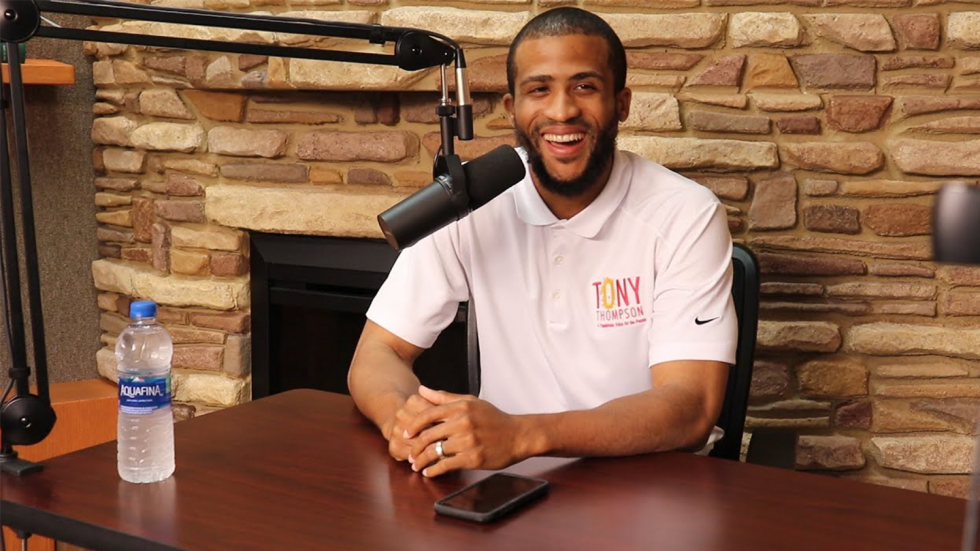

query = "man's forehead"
[512,33,612,79]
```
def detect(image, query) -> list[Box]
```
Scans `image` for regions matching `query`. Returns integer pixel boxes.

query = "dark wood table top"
[1,389,967,551]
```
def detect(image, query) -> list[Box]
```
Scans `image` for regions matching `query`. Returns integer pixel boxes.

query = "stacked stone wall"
[88,1,980,496]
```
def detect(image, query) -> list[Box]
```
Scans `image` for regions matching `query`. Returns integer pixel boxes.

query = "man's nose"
[544,90,581,122]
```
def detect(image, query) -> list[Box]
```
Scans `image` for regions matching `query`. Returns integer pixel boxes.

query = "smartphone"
[434,472,550,523]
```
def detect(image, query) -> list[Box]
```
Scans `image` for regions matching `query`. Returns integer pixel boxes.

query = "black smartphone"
[434,473,550,523]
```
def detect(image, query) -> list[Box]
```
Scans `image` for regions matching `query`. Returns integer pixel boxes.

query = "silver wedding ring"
[435,439,446,460]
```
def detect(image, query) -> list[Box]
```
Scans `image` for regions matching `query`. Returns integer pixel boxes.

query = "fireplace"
[249,233,475,400]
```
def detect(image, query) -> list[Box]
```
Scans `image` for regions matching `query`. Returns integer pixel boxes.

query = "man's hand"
[383,393,437,461]
[404,385,531,477]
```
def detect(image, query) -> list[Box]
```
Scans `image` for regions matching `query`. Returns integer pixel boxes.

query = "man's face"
[504,34,631,197]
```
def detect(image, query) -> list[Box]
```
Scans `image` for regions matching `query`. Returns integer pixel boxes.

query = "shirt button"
[552,291,562,302]
[554,255,564,265]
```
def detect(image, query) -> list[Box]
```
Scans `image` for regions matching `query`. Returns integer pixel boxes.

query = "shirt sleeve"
[366,225,471,349]
[648,200,738,367]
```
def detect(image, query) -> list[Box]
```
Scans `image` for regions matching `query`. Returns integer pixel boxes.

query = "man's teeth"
[544,133,585,143]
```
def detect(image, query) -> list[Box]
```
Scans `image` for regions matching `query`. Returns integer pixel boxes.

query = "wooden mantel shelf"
[1,59,75,85]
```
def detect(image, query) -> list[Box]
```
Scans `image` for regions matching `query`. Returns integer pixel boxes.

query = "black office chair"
[708,243,759,461]
[464,243,760,461]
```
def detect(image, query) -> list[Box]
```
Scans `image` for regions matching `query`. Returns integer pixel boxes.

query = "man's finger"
[409,421,461,467]
[402,402,457,439]
[421,452,470,478]
[418,384,470,406]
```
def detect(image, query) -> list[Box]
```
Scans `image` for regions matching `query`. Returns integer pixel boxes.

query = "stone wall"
[88,2,980,494]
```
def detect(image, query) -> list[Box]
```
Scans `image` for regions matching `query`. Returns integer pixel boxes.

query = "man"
[348,7,737,477]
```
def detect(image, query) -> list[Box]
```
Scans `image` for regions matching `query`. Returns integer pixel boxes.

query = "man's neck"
[532,158,615,221]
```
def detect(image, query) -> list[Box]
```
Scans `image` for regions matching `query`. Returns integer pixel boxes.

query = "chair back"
[465,244,761,462]
[709,243,760,461]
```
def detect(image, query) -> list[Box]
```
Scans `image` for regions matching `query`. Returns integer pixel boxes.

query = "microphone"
[378,145,526,251]
[933,182,980,265]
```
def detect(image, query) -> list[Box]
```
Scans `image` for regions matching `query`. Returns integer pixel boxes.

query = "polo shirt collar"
[514,149,631,239]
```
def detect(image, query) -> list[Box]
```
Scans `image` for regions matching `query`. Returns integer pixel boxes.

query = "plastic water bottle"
[116,300,175,483]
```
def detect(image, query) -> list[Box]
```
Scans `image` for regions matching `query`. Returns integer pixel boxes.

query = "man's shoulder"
[618,150,720,223]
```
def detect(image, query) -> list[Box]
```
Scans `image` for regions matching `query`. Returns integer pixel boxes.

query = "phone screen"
[439,473,548,514]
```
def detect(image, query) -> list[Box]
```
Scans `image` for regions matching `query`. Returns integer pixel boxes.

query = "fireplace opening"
[250,233,472,399]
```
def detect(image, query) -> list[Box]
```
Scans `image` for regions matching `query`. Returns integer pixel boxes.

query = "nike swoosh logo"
[695,317,719,325]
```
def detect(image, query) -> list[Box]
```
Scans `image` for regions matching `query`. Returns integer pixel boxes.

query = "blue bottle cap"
[129,301,158,320]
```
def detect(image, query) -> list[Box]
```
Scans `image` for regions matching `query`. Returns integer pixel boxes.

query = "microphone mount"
[0,0,475,476]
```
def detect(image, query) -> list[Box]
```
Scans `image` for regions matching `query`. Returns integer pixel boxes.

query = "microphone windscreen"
[462,145,527,210]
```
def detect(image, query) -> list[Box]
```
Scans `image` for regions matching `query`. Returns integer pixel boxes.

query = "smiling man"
[347,8,738,477]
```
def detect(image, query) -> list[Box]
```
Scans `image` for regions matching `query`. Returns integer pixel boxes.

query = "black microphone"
[378,145,526,251]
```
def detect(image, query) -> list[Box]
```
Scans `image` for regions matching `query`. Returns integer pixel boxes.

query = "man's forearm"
[517,384,717,459]
[347,340,421,437]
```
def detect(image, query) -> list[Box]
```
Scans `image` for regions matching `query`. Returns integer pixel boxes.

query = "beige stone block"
[781,142,884,175]
[599,13,726,48]
[908,116,980,134]
[621,93,681,131]
[877,363,969,378]
[798,360,867,398]
[208,127,288,159]
[171,250,210,276]
[95,193,133,207]
[757,320,841,352]
[170,225,243,251]
[103,149,146,173]
[797,435,865,471]
[96,210,133,227]
[750,93,823,112]
[97,347,118,382]
[826,282,935,300]
[297,131,418,163]
[729,13,804,48]
[751,235,930,260]
[948,12,980,49]
[173,345,223,370]
[92,117,137,147]
[139,89,194,120]
[803,14,897,52]
[838,180,945,198]
[746,417,830,429]
[111,60,151,85]
[130,123,205,153]
[890,139,980,177]
[97,292,120,312]
[680,94,748,109]
[380,8,528,45]
[206,184,406,238]
[189,311,250,333]
[872,302,936,317]
[169,326,226,344]
[91,258,249,310]
[875,383,980,399]
[289,57,430,90]
[224,334,251,377]
[100,312,129,336]
[845,322,980,359]
[872,435,973,474]
[873,401,956,433]
[618,136,778,172]
[173,371,250,407]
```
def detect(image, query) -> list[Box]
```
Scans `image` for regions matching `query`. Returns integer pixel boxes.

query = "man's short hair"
[506,8,627,96]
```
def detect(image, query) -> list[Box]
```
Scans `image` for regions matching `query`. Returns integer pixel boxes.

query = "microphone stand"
[0,0,474,477]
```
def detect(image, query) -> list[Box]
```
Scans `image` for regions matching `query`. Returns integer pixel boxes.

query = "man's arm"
[405,359,729,476]
[347,320,428,452]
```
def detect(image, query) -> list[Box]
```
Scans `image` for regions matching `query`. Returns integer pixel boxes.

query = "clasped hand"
[384,385,526,477]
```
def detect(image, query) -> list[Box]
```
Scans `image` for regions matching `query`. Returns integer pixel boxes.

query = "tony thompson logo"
[591,276,646,328]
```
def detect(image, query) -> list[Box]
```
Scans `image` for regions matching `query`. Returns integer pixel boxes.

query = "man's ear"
[503,93,515,124]
[616,87,632,122]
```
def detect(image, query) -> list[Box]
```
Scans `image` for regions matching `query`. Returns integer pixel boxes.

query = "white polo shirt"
[367,148,737,417]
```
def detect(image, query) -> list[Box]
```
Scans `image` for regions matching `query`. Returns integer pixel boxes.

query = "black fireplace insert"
[249,233,476,399]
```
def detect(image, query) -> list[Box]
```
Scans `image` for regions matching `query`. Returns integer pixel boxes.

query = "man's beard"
[515,118,619,198]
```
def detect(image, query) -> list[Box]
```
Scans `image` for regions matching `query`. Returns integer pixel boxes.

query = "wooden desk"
[0,390,966,551]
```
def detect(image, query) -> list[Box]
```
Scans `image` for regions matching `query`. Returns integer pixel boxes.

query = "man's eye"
[576,83,597,91]
[529,87,548,94]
